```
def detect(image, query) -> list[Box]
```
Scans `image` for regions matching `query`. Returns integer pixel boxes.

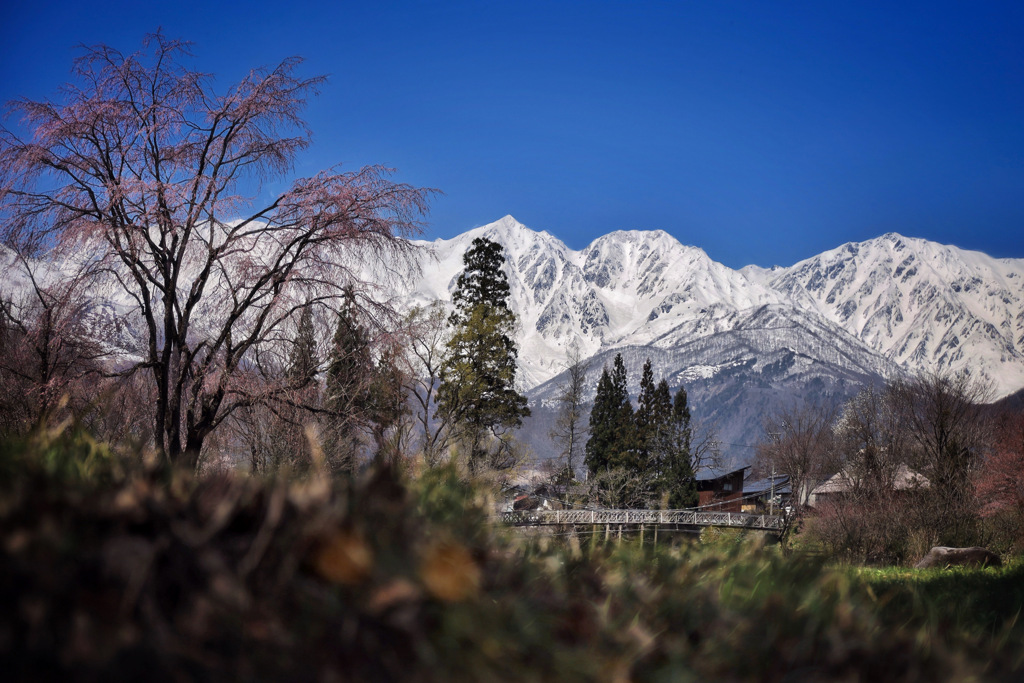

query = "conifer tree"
[324,292,373,470]
[609,354,637,469]
[286,304,319,387]
[449,237,512,316]
[634,358,659,471]
[664,384,698,508]
[643,378,673,502]
[585,367,617,475]
[436,237,530,469]
[585,353,636,477]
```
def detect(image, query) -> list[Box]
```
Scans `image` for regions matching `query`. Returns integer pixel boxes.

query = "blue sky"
[2,1,1022,268]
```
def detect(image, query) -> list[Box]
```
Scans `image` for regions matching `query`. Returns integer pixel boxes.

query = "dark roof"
[695,466,750,482]
[744,474,792,496]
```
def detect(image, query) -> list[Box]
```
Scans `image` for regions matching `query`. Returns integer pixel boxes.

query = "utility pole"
[768,432,780,516]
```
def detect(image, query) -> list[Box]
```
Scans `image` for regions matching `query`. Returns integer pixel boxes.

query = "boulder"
[914,546,1002,569]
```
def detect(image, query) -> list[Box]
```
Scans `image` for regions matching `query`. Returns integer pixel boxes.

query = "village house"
[742,473,792,514]
[697,467,749,513]
[807,463,929,507]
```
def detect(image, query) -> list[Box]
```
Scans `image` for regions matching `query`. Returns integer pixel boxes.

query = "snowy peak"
[574,229,785,345]
[442,215,564,258]
[6,215,1022,402]
[403,221,1024,399]
[581,229,690,291]
[765,232,1024,396]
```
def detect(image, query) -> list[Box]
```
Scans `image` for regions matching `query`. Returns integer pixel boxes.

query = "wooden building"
[696,467,749,513]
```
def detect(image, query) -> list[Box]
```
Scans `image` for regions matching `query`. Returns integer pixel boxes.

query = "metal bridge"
[500,508,785,532]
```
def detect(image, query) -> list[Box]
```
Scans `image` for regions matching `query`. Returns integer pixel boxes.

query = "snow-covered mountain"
[407,215,790,390]
[400,216,1023,466]
[743,233,1024,396]
[406,216,1024,400]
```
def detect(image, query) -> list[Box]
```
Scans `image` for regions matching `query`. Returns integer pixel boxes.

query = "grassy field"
[855,561,1024,664]
[1,427,1022,681]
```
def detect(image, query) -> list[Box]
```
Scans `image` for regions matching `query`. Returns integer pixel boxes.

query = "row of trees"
[757,373,1024,561]
[584,355,704,509]
[230,291,411,475]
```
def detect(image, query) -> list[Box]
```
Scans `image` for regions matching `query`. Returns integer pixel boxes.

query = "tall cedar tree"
[634,359,660,479]
[436,237,529,469]
[585,367,616,475]
[324,295,373,470]
[585,353,635,476]
[665,383,698,508]
[286,305,319,388]
[645,377,674,503]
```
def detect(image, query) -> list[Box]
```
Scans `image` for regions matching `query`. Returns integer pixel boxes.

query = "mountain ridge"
[407,215,1024,402]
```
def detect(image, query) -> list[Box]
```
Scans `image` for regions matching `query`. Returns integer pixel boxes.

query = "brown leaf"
[312,530,373,585]
[419,540,481,602]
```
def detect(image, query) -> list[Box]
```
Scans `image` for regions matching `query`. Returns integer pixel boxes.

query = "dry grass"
[1,426,1021,681]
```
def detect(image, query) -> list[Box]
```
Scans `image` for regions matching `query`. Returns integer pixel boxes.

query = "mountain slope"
[408,216,792,390]
[407,216,1023,399]
[752,233,1024,397]
[403,217,1023,465]
[524,304,905,468]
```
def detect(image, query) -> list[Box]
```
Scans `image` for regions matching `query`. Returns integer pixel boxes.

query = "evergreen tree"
[609,354,637,470]
[585,367,617,475]
[449,237,512,317]
[585,353,636,477]
[324,292,373,470]
[436,237,530,469]
[286,304,319,387]
[664,384,698,508]
[644,378,674,503]
[634,358,658,471]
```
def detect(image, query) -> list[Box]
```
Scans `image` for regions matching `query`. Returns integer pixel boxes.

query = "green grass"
[855,560,1024,652]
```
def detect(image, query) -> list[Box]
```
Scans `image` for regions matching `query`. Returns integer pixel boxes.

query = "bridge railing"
[500,508,785,531]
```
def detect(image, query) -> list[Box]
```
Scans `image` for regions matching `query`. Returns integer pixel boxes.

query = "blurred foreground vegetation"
[1,426,1022,682]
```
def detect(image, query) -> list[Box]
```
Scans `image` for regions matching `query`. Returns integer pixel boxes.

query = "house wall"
[698,490,743,513]
[697,468,747,513]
